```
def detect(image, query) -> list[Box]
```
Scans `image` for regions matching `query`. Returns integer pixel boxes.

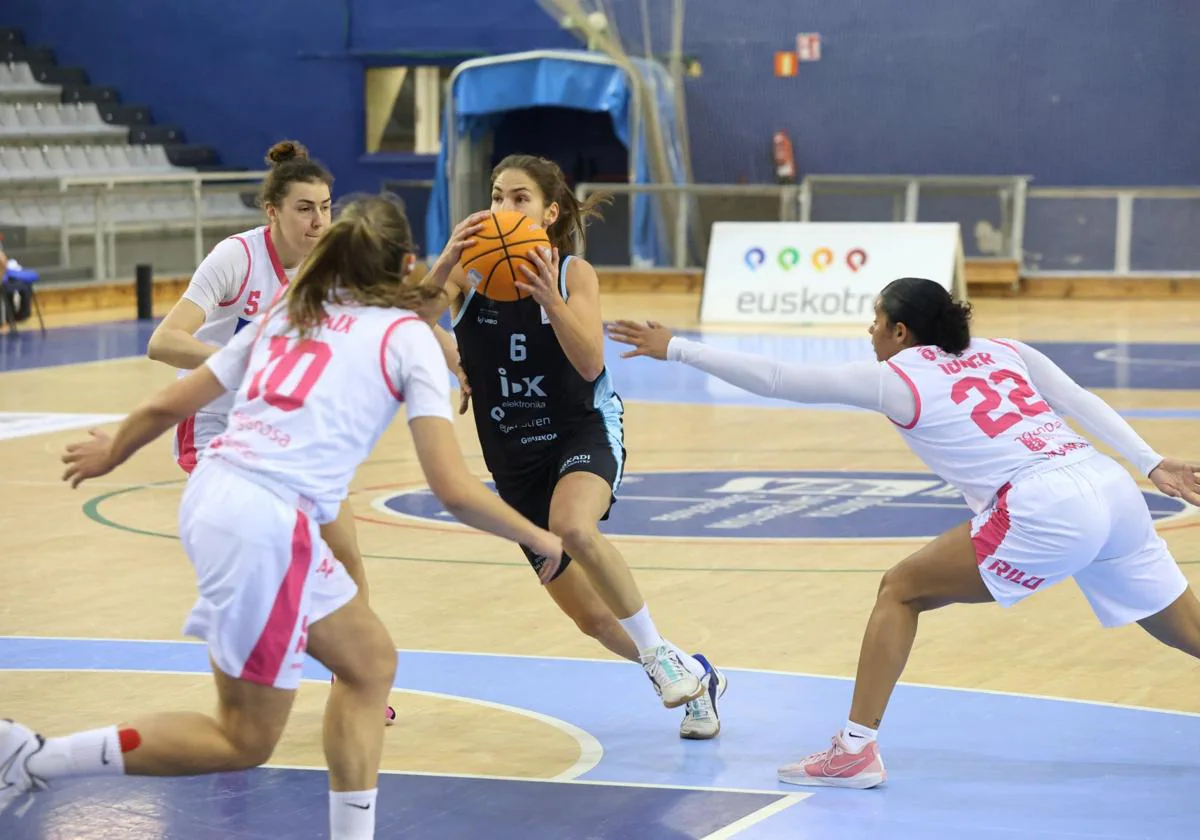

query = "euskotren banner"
[700,222,962,325]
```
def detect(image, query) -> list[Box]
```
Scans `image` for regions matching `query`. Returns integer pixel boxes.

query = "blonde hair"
[284,193,443,339]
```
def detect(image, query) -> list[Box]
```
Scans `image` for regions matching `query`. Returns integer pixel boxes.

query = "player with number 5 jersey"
[148,140,333,474]
[608,276,1200,790]
[0,195,565,840]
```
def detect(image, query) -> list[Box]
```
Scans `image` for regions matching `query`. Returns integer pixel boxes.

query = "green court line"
[83,481,1197,572]
[78,482,891,574]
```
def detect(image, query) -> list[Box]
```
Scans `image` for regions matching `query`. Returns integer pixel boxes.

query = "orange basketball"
[458,210,552,302]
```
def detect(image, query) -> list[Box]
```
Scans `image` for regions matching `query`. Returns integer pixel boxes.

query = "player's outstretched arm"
[1009,340,1167,472]
[61,367,229,488]
[607,320,892,413]
[408,416,564,582]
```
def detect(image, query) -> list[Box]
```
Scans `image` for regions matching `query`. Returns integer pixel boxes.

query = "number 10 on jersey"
[247,336,333,411]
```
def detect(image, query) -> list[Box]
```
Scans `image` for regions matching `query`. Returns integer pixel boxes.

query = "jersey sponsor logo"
[375,469,1189,540]
[560,453,591,473]
[498,368,546,398]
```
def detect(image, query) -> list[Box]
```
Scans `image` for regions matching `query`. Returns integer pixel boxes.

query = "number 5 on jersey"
[247,336,333,411]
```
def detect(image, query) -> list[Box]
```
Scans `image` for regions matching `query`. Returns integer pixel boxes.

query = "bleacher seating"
[0,27,261,280]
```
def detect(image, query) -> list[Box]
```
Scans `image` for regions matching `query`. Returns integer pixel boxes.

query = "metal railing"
[1024,186,1200,276]
[576,175,1029,269]
[4,168,1198,282]
[55,171,268,282]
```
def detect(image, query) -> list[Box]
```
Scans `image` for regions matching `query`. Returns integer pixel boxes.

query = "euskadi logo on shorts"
[373,470,1190,540]
[743,246,868,273]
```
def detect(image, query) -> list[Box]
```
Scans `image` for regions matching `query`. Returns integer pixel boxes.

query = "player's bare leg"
[779,520,994,789]
[1,663,294,814]
[320,500,396,726]
[548,472,711,710]
[1137,587,1200,658]
[305,595,397,792]
[544,562,638,661]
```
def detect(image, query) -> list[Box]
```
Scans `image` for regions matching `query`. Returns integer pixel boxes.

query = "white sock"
[330,788,378,840]
[26,725,126,779]
[617,603,664,652]
[662,640,708,680]
[841,720,878,754]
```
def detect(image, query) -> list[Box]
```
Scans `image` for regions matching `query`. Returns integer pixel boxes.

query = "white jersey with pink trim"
[886,338,1095,513]
[201,302,453,524]
[181,225,295,420]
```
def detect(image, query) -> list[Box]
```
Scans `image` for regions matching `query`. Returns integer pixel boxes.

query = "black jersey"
[452,255,623,477]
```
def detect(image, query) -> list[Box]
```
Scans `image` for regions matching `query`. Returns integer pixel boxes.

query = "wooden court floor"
[1,292,1198,778]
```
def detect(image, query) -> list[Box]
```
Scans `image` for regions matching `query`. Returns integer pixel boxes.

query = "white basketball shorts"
[178,457,358,689]
[173,412,227,475]
[971,452,1188,626]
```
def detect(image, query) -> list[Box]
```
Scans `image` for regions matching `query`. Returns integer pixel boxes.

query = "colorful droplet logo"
[777,247,800,271]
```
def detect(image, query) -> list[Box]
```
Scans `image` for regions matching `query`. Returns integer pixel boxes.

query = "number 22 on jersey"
[951,368,1050,438]
[247,336,333,411]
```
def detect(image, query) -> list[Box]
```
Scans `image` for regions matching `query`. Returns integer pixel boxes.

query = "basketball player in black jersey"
[422,155,726,739]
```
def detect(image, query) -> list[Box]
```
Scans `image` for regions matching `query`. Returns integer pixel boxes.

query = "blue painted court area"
[6,769,785,840]
[381,468,1190,540]
[2,637,1199,839]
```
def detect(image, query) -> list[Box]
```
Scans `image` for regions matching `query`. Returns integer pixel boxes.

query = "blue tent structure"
[425,49,687,267]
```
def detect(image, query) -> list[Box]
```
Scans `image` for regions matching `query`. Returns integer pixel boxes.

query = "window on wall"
[365,65,453,155]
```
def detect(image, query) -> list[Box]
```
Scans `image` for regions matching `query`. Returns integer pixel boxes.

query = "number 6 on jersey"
[510,333,527,362]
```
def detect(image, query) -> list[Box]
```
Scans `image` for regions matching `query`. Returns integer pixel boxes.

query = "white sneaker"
[0,719,46,815]
[679,654,727,740]
[640,644,704,709]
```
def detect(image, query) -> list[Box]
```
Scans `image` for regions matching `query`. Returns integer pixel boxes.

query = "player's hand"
[531,531,565,585]
[515,246,561,309]
[606,319,673,361]
[1149,458,1200,507]
[456,364,472,415]
[61,428,117,489]
[429,211,491,286]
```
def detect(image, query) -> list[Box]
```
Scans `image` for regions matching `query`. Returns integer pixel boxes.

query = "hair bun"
[265,140,309,166]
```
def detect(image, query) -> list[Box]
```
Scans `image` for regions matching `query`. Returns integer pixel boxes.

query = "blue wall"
[5,0,1197,193]
[1,0,574,202]
[622,0,1200,186]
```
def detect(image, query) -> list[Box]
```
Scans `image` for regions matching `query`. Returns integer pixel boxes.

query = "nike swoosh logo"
[346,803,371,810]
[234,316,252,334]
[822,750,874,776]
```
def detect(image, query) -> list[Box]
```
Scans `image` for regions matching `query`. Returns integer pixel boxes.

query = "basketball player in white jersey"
[0,195,563,839]
[147,142,392,723]
[609,276,1200,789]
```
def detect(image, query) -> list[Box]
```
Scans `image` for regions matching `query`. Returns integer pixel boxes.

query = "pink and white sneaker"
[777,734,887,789]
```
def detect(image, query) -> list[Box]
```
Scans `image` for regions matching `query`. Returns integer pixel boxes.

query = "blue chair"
[1,265,45,335]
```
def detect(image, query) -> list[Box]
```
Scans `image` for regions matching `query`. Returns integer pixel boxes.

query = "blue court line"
[2,637,1198,839]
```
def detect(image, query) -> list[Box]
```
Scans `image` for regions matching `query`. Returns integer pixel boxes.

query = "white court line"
[1093,348,1200,368]
[266,763,800,798]
[698,794,809,839]
[5,636,1200,720]
[0,668,602,781]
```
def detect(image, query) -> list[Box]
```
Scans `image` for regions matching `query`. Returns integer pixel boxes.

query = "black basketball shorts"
[492,417,626,582]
